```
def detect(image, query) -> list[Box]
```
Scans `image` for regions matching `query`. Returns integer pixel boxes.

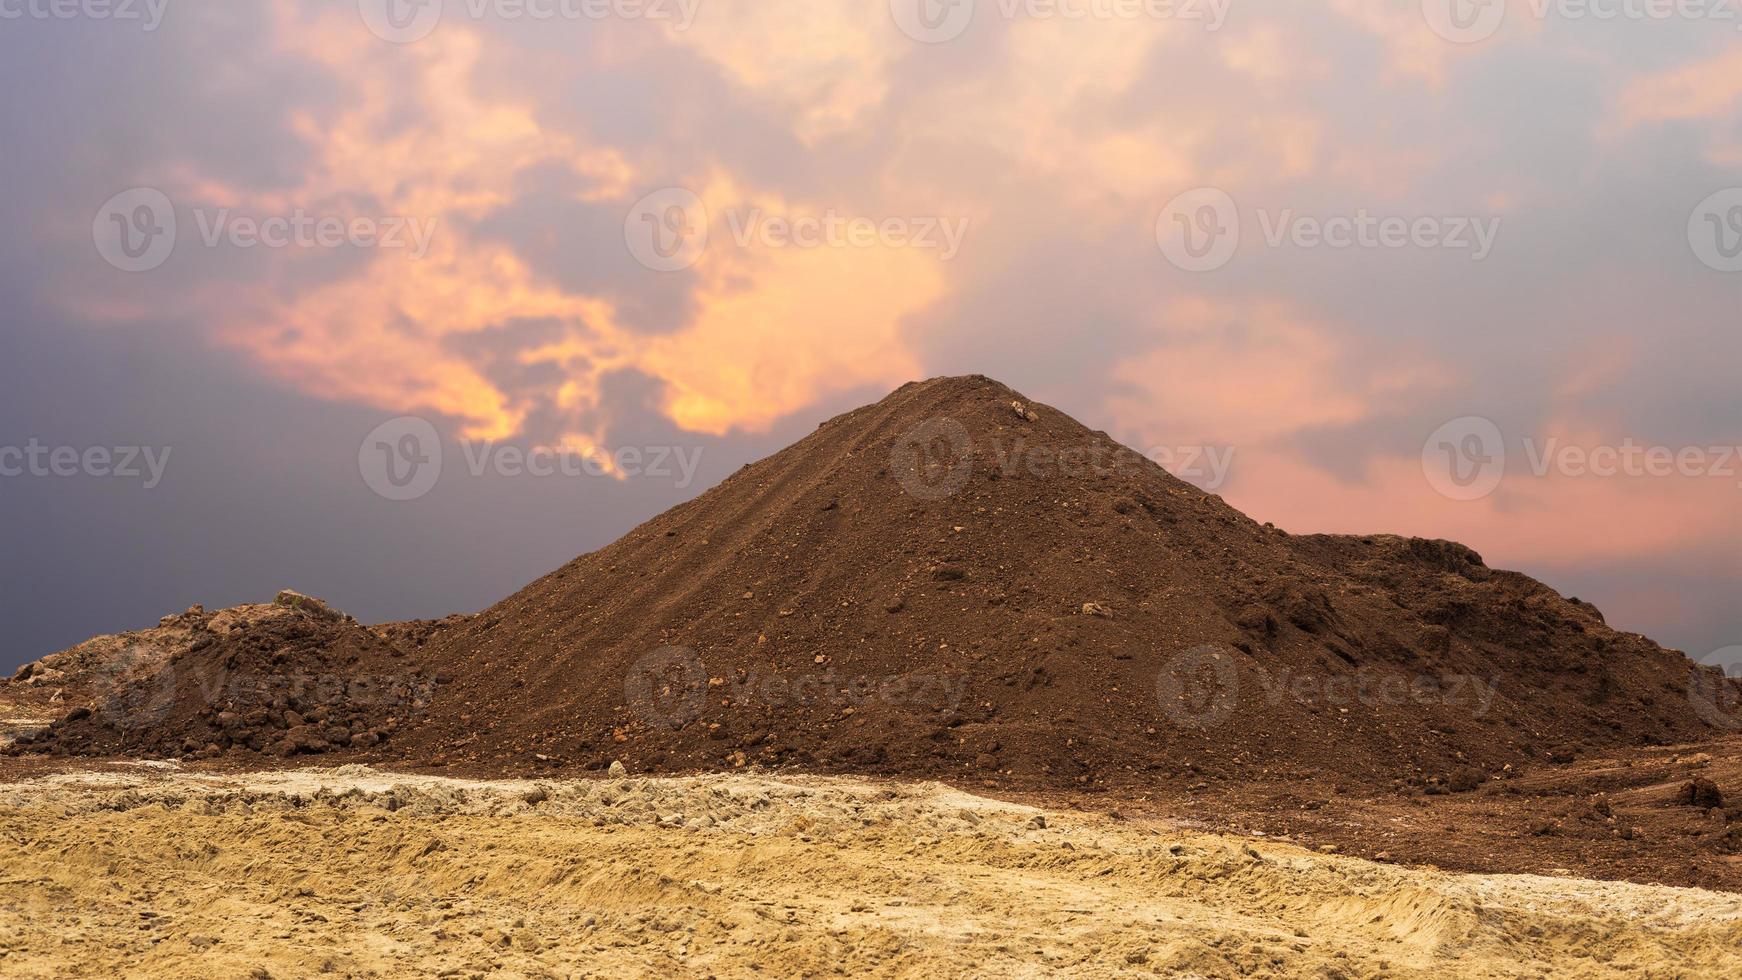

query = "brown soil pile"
[13,376,1734,795]
[389,376,1732,789]
[8,593,462,761]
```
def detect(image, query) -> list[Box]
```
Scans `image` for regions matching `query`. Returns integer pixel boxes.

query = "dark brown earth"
[8,374,1742,890]
[1065,737,1742,892]
[9,592,463,760]
[397,375,1732,789]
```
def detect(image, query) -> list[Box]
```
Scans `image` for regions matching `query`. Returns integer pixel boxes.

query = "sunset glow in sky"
[1,0,1738,669]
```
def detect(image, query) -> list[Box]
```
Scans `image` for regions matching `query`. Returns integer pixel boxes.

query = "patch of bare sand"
[0,766,1738,978]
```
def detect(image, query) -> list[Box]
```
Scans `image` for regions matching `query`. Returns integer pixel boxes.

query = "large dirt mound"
[393,376,1729,789]
[8,593,463,760]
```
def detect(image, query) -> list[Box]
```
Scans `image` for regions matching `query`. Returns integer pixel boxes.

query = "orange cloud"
[637,180,933,433]
[1108,298,1390,447]
[1104,296,1736,571]
[665,4,899,144]
[1233,447,1740,569]
[161,6,939,445]
[1611,45,1742,163]
[1617,48,1742,127]
[1325,0,1458,89]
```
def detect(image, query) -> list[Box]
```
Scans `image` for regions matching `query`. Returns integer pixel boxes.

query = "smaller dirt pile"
[6,592,461,760]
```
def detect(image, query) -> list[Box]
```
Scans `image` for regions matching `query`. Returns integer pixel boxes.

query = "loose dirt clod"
[1679,777,1725,809]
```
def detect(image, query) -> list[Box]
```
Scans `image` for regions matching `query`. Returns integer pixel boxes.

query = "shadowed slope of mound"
[399,376,1723,790]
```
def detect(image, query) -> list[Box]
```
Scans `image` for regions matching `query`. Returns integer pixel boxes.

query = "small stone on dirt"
[1447,766,1486,793]
[1678,777,1724,809]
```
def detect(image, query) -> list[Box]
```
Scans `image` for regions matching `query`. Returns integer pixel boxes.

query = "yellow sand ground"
[1,765,1739,978]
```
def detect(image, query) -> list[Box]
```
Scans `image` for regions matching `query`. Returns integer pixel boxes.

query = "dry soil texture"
[2,765,1740,978]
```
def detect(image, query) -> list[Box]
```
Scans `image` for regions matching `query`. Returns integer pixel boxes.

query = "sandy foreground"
[1,766,1739,978]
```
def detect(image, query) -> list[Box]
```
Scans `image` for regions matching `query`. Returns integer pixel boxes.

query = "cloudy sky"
[1,0,1738,673]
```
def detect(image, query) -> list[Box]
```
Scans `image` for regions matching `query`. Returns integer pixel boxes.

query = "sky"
[0,0,1738,675]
